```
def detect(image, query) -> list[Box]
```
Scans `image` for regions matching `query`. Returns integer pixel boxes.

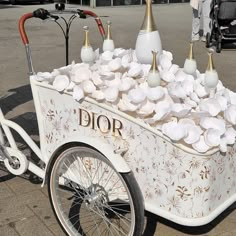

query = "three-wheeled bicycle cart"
[0,4,236,236]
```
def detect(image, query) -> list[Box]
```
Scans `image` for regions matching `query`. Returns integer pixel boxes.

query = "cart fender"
[47,135,131,174]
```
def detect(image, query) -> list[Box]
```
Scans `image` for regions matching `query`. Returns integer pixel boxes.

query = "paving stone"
[216,233,234,236]
[14,216,54,236]
[224,208,236,223]
[40,185,49,196]
[28,195,58,227]
[154,223,190,236]
[5,176,41,195]
[0,200,34,226]
[0,181,14,200]
[0,224,19,236]
[48,223,66,236]
[0,189,47,210]
[208,220,236,235]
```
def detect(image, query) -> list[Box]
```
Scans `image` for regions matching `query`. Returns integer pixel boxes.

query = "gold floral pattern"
[37,85,236,222]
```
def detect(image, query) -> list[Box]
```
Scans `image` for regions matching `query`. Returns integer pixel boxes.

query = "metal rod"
[0,109,18,150]
[1,118,44,163]
[66,34,69,65]
[25,44,34,75]
[28,162,45,179]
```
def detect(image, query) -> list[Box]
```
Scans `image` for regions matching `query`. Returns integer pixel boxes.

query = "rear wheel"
[216,41,222,53]
[216,35,222,53]
[10,0,16,5]
[48,146,144,236]
[206,32,211,48]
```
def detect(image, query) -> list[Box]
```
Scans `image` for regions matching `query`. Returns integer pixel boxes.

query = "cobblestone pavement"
[0,2,236,236]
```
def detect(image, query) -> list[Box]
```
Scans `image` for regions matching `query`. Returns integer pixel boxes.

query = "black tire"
[10,0,16,5]
[206,32,211,48]
[48,146,144,236]
[216,42,222,53]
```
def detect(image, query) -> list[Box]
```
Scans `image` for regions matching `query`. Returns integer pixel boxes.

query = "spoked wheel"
[216,41,222,53]
[206,32,211,48]
[48,146,144,236]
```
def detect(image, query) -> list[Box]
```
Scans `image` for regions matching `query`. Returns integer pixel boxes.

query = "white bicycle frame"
[0,107,45,179]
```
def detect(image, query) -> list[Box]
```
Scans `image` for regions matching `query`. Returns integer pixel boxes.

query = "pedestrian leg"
[192,8,201,41]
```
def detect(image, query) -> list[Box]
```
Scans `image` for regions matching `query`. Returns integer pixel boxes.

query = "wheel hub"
[85,184,108,209]
[8,156,21,169]
[4,148,29,175]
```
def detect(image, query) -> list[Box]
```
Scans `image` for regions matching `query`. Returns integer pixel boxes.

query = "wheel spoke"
[49,147,139,236]
[100,202,132,227]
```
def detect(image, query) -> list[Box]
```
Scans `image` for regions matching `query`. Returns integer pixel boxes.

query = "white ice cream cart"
[0,4,236,236]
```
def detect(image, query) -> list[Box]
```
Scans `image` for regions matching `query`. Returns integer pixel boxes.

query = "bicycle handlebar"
[19,7,106,45]
[19,13,33,44]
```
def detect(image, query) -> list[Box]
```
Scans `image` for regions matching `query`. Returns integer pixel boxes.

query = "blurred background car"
[9,0,45,4]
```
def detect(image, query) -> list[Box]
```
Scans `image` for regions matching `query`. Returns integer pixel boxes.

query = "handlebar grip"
[33,8,50,20]
[19,9,57,45]
[82,10,97,18]
[19,8,105,45]
[19,13,33,45]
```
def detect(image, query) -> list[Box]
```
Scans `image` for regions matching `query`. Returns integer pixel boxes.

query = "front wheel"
[48,146,144,236]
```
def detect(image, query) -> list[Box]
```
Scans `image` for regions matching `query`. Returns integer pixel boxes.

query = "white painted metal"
[28,162,45,179]
[0,109,18,150]
[0,117,44,162]
[4,148,29,175]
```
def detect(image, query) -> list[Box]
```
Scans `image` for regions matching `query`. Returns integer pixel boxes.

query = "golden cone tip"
[83,26,90,47]
[206,52,215,71]
[188,42,194,60]
[150,51,158,72]
[140,0,157,32]
[106,20,112,40]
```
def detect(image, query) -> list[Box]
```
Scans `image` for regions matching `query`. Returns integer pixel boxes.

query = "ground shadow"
[1,84,32,114]
[0,164,15,182]
[0,84,42,184]
[0,84,39,138]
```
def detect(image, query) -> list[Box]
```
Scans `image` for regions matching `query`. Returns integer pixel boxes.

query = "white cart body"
[31,76,236,227]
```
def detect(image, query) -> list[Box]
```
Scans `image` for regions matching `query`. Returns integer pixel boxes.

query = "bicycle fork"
[0,108,45,180]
